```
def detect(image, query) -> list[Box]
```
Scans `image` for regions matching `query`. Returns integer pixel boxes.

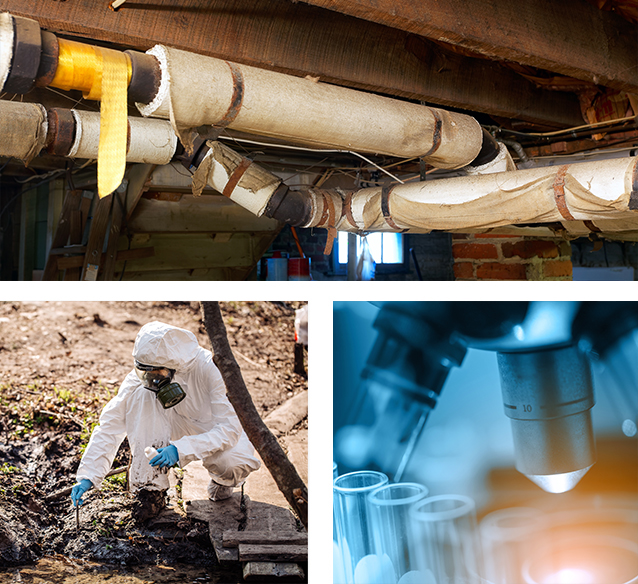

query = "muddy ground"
[0,301,307,578]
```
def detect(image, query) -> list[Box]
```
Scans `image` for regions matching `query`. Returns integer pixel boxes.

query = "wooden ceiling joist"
[298,0,638,94]
[4,0,583,127]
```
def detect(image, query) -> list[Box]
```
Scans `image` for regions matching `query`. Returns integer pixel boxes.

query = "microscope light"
[545,568,594,584]
[525,465,593,494]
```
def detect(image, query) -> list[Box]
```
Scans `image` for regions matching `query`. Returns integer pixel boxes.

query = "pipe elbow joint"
[263,186,313,226]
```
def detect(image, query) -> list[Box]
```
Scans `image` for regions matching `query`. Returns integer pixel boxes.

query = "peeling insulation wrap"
[69,110,177,164]
[336,157,638,233]
[138,45,483,168]
[0,101,47,163]
[192,141,281,216]
[0,13,14,91]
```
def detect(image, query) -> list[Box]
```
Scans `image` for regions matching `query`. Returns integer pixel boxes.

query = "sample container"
[333,470,389,584]
[367,482,430,583]
[410,494,484,584]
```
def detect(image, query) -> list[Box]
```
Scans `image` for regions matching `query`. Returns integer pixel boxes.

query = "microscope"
[334,301,638,494]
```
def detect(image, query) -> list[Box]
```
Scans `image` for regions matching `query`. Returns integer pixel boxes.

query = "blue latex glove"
[70,478,93,507]
[150,445,179,469]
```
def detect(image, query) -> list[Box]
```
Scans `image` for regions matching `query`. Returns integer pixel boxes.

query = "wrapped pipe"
[138,45,484,168]
[0,12,496,172]
[0,100,177,165]
[188,141,638,246]
[318,155,638,235]
[0,100,47,164]
[66,110,177,164]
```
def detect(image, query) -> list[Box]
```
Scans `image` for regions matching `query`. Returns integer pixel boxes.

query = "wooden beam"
[223,531,308,548]
[42,189,83,281]
[238,544,308,562]
[125,163,155,219]
[4,0,583,127]
[56,246,155,270]
[297,0,638,94]
[82,195,113,281]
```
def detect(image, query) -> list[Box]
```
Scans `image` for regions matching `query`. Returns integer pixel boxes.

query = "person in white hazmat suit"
[70,321,261,520]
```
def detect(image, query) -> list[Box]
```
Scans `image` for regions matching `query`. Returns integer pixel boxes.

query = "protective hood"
[132,321,200,371]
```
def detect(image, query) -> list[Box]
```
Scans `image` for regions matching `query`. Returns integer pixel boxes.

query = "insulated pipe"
[139,44,484,168]
[316,156,638,234]
[0,100,177,165]
[0,100,47,164]
[0,12,493,170]
[0,12,490,170]
[0,13,160,102]
[188,141,638,240]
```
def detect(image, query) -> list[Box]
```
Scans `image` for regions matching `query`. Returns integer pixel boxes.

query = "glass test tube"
[334,470,389,584]
[410,494,484,584]
[480,508,545,584]
[368,482,430,584]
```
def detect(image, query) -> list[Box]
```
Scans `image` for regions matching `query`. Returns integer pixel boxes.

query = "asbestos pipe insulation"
[0,100,177,165]
[0,12,499,170]
[139,44,486,169]
[312,155,638,235]
[188,140,637,239]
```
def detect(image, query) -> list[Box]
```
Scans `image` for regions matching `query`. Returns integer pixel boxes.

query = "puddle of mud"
[0,557,243,583]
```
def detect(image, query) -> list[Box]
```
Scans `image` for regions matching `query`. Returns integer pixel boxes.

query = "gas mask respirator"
[134,361,186,409]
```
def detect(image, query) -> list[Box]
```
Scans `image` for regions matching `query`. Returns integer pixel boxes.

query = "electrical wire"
[488,115,637,139]
[219,135,406,183]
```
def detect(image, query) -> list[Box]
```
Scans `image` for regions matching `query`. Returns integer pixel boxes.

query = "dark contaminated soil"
[0,301,307,578]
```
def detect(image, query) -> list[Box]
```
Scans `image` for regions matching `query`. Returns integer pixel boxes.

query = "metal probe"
[76,503,80,531]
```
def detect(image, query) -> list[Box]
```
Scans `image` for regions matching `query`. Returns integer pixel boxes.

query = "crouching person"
[70,321,261,521]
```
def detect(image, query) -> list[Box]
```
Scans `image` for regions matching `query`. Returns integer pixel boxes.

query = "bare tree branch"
[201,301,308,529]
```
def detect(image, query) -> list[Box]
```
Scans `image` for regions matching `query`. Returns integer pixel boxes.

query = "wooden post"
[201,302,308,529]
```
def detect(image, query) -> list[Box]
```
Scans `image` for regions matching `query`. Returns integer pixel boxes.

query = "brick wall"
[452,234,573,281]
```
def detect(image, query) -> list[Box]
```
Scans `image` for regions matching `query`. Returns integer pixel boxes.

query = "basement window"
[334,232,408,274]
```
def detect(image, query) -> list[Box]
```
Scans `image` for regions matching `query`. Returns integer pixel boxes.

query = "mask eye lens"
[135,364,174,389]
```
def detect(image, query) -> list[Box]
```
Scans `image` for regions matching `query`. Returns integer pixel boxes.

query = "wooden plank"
[127,196,282,234]
[125,164,155,220]
[81,195,113,280]
[57,246,155,270]
[18,187,37,281]
[243,562,305,580]
[4,0,583,127]
[223,531,308,548]
[65,191,93,280]
[113,232,274,272]
[42,189,82,281]
[101,187,126,280]
[45,179,65,262]
[298,0,638,93]
[238,544,307,562]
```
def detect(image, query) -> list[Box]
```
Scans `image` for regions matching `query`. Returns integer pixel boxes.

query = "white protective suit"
[77,321,260,492]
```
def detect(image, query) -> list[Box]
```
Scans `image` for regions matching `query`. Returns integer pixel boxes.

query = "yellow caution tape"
[50,39,131,198]
[97,49,129,198]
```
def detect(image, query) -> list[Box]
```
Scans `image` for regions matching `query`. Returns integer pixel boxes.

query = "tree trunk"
[201,301,308,529]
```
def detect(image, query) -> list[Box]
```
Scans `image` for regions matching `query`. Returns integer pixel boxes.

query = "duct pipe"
[0,12,494,171]
[0,101,177,165]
